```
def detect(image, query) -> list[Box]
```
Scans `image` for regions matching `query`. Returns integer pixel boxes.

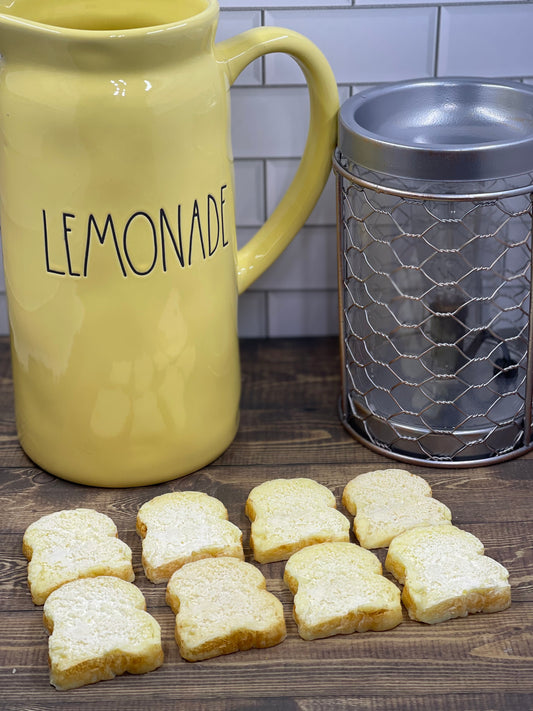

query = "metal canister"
[334,77,533,466]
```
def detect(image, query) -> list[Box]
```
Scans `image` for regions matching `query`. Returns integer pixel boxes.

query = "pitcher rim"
[0,0,218,38]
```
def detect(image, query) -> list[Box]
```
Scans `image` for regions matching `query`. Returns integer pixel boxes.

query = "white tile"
[266,159,336,225]
[221,1,351,7]
[236,223,338,292]
[254,226,338,291]
[268,289,339,337]
[238,290,267,338]
[438,5,533,78]
[264,8,438,84]
[357,0,504,4]
[236,226,257,251]
[233,160,265,226]
[229,85,349,159]
[216,11,262,85]
[229,86,311,158]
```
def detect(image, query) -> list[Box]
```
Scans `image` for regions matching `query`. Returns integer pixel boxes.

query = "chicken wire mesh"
[334,156,533,466]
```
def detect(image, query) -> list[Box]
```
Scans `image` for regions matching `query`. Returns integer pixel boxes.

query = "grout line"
[262,159,269,223]
[433,5,442,77]
[262,287,339,294]
[261,9,266,85]
[265,291,271,337]
[221,2,531,10]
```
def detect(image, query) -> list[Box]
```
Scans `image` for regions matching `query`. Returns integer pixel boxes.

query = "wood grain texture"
[0,336,531,710]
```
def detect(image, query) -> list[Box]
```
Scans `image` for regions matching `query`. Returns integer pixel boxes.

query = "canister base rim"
[338,396,533,469]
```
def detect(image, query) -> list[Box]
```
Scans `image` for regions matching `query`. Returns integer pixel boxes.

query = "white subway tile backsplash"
[438,5,533,78]
[267,290,339,337]
[357,0,505,4]
[229,85,350,160]
[266,160,336,226]
[216,10,262,85]
[233,160,265,226]
[236,226,257,251]
[221,1,351,7]
[238,290,268,338]
[235,220,337,293]
[253,226,338,292]
[229,86,311,158]
[264,8,438,85]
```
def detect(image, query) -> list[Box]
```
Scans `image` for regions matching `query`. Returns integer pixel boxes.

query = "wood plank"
[2,461,532,528]
[2,622,533,704]
[1,694,533,711]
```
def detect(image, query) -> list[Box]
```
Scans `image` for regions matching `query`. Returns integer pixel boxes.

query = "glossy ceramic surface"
[0,0,338,486]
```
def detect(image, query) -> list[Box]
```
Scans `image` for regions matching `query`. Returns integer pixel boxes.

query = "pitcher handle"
[216,27,339,294]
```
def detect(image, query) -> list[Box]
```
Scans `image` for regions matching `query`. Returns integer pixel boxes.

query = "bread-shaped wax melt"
[43,576,163,689]
[137,491,244,584]
[166,557,286,661]
[342,469,452,549]
[385,524,511,624]
[23,508,134,604]
[245,478,350,563]
[284,541,403,640]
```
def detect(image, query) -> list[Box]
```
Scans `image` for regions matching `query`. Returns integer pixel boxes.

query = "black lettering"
[122,211,157,276]
[188,199,206,266]
[207,193,220,257]
[84,213,126,277]
[220,184,228,247]
[160,207,184,270]
[44,186,231,280]
[42,209,66,275]
[62,212,80,277]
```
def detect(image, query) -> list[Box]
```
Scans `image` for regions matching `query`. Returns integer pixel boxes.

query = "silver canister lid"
[338,78,533,182]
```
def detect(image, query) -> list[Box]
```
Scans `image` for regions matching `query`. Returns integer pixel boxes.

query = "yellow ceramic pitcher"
[0,0,338,487]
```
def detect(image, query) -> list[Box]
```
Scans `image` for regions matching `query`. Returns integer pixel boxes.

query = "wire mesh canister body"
[335,78,533,466]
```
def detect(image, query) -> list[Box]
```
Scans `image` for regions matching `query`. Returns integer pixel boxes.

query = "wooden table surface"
[1,336,532,711]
